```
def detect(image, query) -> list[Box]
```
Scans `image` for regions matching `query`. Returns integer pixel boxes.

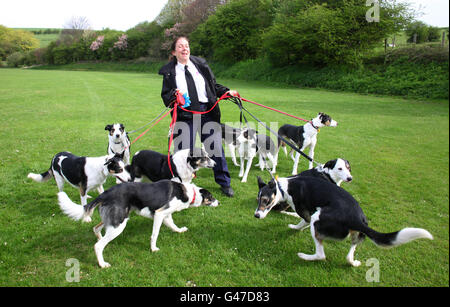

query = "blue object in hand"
[183,93,191,108]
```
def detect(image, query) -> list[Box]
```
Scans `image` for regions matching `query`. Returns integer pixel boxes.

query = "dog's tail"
[57,192,101,223]
[27,169,53,183]
[358,224,433,248]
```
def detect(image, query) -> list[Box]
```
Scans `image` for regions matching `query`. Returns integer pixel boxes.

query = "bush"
[6,51,26,67]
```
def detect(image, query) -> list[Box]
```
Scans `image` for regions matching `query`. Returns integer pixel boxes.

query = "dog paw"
[99,262,111,268]
[288,224,299,230]
[151,247,160,252]
[179,227,188,233]
[348,260,361,267]
[82,216,92,223]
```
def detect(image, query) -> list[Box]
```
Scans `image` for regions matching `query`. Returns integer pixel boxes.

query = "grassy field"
[0,68,448,287]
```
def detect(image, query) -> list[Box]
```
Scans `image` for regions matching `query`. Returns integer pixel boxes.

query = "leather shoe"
[220,186,234,197]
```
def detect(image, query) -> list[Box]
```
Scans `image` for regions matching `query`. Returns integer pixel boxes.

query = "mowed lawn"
[0,68,448,287]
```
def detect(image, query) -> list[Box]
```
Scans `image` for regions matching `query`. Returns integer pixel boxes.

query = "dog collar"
[275,179,285,199]
[310,120,320,131]
[190,188,196,205]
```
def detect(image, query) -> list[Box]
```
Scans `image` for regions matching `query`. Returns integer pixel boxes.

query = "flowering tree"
[113,34,128,50]
[90,35,104,51]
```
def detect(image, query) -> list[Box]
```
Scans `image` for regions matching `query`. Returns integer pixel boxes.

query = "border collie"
[105,123,131,165]
[278,113,338,175]
[58,180,219,268]
[128,148,215,183]
[255,176,433,266]
[28,152,130,205]
[275,158,353,213]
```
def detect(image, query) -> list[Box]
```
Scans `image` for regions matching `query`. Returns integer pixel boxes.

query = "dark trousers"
[172,111,231,188]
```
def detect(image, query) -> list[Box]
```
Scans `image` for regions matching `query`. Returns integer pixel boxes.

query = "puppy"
[255,176,433,266]
[278,113,338,174]
[58,180,219,268]
[128,148,215,183]
[105,123,131,165]
[28,152,130,205]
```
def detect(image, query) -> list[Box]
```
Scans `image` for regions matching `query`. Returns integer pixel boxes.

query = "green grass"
[0,68,448,287]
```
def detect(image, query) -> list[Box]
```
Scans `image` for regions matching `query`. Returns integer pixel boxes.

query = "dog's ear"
[344,159,351,171]
[257,176,266,189]
[105,124,113,131]
[324,159,337,169]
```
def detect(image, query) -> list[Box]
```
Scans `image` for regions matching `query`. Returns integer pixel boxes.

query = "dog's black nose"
[254,212,260,218]
[347,177,353,182]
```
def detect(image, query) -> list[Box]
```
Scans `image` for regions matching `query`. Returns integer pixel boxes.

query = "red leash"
[124,109,172,152]
[237,95,310,123]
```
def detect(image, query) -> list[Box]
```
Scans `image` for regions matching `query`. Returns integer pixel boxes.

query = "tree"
[190,0,275,63]
[0,25,39,60]
[262,0,414,66]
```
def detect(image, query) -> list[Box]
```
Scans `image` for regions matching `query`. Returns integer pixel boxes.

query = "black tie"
[185,65,199,107]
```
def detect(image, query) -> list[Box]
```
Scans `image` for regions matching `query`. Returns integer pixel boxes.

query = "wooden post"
[413,33,417,44]
[442,31,446,47]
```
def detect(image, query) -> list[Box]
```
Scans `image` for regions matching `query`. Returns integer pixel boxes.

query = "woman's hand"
[227,90,239,97]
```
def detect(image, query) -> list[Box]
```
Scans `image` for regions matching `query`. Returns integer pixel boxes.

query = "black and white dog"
[275,158,353,213]
[28,152,131,205]
[255,176,433,266]
[58,180,219,268]
[278,113,338,175]
[105,123,131,165]
[235,127,277,183]
[128,148,215,183]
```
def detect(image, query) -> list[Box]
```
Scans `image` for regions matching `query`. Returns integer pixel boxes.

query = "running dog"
[255,176,433,267]
[105,123,131,165]
[278,113,338,175]
[58,180,219,268]
[28,152,131,205]
[128,148,215,183]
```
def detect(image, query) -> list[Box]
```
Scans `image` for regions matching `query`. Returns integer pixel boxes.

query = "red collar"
[190,188,196,205]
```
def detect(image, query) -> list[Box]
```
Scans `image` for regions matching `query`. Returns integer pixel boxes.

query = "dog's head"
[199,188,219,207]
[237,128,257,144]
[314,113,338,128]
[323,158,352,184]
[105,123,126,141]
[186,184,219,207]
[254,176,280,219]
[104,152,131,182]
[186,148,216,171]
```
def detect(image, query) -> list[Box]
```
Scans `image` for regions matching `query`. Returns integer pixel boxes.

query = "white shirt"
[175,61,209,103]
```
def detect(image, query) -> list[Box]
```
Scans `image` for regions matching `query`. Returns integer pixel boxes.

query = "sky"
[0,0,448,31]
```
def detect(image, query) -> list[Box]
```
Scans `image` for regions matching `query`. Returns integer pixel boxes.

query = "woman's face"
[172,37,190,64]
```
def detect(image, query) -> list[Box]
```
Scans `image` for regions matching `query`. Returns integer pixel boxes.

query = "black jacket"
[158,56,229,123]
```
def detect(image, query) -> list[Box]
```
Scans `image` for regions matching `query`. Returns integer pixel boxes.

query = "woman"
[158,36,238,197]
